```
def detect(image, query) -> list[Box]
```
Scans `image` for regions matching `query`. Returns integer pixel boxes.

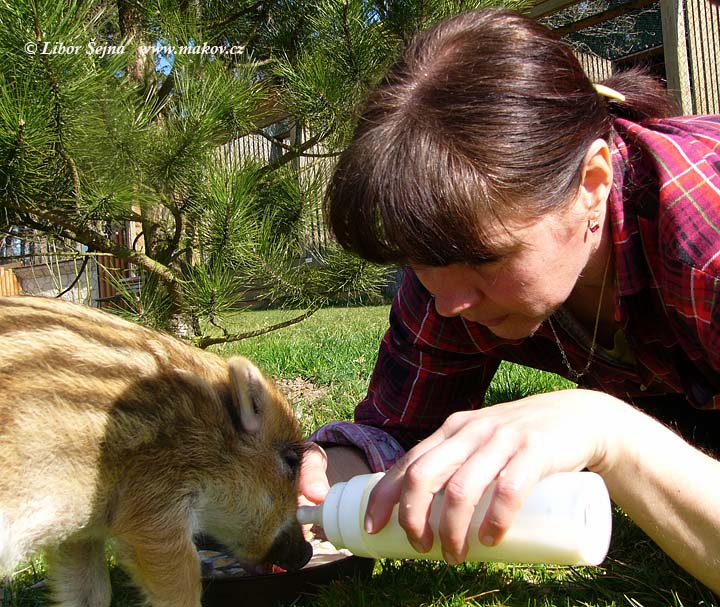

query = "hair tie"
[593,83,626,103]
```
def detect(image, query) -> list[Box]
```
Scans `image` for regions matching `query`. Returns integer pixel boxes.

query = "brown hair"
[326,8,678,266]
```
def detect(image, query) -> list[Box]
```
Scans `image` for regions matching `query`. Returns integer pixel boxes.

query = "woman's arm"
[595,400,720,592]
[364,389,720,593]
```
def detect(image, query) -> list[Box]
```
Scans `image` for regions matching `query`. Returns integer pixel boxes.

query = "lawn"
[3,306,717,607]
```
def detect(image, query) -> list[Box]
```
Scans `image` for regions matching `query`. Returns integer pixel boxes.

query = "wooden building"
[531,0,719,115]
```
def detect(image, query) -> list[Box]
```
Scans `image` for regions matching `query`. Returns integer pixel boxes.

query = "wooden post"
[685,0,720,114]
[661,0,693,114]
[528,0,582,19]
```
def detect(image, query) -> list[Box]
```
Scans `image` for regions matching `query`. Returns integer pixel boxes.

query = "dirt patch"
[274,377,328,405]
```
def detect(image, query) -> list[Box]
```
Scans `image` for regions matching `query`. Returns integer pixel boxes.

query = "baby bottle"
[297,471,612,565]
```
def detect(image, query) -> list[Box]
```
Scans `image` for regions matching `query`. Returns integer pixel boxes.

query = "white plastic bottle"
[297,471,612,565]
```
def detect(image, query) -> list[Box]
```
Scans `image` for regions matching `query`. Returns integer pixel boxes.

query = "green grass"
[4,306,718,607]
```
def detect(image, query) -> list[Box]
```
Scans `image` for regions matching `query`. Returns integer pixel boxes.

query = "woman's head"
[326,8,676,267]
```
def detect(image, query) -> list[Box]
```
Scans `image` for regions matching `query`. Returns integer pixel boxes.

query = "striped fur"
[0,296,310,607]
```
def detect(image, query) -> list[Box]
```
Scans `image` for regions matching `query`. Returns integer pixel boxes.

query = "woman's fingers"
[368,390,613,566]
[367,410,512,553]
[397,417,507,553]
[476,453,542,547]
[364,420,464,535]
[299,442,330,504]
[436,431,521,562]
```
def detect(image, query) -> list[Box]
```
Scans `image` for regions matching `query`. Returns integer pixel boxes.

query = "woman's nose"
[433,290,478,317]
[414,267,481,318]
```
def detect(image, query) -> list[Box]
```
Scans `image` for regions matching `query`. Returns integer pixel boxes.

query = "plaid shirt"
[311,115,720,471]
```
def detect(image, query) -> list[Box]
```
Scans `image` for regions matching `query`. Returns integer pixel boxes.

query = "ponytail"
[600,66,680,122]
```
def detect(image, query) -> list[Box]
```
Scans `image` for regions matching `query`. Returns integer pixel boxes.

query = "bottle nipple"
[297,504,323,527]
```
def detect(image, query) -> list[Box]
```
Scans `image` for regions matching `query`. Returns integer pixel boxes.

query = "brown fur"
[0,296,311,607]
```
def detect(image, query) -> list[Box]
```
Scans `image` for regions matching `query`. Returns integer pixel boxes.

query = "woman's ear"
[579,138,613,216]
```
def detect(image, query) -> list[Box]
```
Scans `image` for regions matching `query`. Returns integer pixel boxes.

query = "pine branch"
[156,200,184,265]
[194,305,320,348]
[341,1,360,78]
[13,213,85,249]
[6,119,26,169]
[207,1,267,40]
[117,208,149,225]
[32,5,81,201]
[254,129,340,159]
[259,133,323,175]
[118,0,145,37]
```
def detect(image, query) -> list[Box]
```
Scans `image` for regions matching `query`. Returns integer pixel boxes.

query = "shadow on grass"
[0,565,47,607]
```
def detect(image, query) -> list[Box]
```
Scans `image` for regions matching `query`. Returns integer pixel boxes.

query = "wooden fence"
[576,51,614,83]
[96,229,134,307]
[222,123,334,251]
[684,0,720,115]
[0,231,131,306]
[0,265,22,296]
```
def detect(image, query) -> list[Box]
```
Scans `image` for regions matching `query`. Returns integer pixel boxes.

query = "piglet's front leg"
[118,532,202,607]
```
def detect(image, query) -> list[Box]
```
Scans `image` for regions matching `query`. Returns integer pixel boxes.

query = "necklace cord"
[548,251,613,383]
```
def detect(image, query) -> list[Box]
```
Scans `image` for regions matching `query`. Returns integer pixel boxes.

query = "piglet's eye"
[281,447,301,476]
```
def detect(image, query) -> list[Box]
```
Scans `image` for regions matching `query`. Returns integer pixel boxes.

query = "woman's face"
[411,205,594,340]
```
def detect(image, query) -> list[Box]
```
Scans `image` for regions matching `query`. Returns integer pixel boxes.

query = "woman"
[300,8,720,593]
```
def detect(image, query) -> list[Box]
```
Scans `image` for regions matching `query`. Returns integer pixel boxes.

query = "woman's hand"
[299,442,373,505]
[364,389,625,564]
[304,395,720,592]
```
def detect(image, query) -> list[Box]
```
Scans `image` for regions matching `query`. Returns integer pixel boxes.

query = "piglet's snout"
[264,526,313,571]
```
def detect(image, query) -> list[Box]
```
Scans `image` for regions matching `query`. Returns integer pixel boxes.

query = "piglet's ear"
[227,356,266,435]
